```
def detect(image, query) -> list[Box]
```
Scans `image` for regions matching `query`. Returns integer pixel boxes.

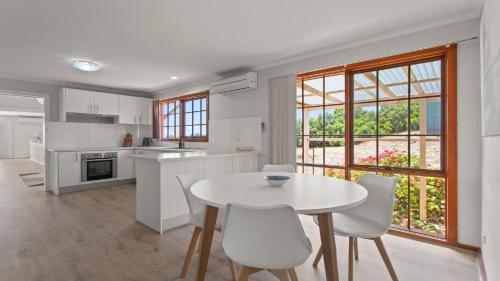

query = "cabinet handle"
[139,116,142,124]
[96,104,99,113]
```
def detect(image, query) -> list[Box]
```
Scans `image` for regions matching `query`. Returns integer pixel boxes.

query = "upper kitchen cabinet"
[60,88,119,121]
[138,97,152,125]
[118,96,152,125]
[94,92,119,116]
[118,95,138,124]
[62,88,94,114]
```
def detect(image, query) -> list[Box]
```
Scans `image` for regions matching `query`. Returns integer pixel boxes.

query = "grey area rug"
[19,173,44,187]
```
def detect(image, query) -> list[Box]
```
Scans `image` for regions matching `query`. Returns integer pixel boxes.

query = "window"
[296,45,457,244]
[159,91,209,141]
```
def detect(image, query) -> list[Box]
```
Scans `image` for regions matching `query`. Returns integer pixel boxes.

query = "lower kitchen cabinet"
[117,150,135,180]
[58,152,81,187]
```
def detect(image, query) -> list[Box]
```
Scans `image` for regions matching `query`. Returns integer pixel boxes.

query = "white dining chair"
[176,174,237,280]
[222,203,312,281]
[262,164,295,173]
[312,173,399,281]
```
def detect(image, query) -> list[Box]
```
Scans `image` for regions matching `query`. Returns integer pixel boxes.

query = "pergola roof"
[297,60,441,107]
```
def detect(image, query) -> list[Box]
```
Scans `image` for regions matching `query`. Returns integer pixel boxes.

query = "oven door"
[81,158,118,182]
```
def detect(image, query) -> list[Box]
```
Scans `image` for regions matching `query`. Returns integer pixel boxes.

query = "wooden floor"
[0,159,479,281]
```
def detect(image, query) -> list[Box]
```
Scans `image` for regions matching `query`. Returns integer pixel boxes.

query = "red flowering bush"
[324,148,445,235]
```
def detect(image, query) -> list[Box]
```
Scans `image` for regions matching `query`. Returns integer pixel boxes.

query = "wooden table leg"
[317,213,339,281]
[195,205,219,281]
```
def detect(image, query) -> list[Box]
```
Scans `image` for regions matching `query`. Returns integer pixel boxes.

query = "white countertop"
[47,146,192,152]
[131,150,258,162]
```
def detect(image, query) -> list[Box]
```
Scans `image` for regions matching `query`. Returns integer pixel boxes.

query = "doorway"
[0,93,45,188]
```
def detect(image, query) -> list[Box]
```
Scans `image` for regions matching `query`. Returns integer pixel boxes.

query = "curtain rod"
[451,36,479,44]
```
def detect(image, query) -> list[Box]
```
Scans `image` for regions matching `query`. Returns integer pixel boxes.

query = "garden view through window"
[297,57,448,238]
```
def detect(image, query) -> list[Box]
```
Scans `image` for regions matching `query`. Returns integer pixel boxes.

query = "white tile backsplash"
[208,117,262,153]
[46,117,259,152]
[46,122,152,149]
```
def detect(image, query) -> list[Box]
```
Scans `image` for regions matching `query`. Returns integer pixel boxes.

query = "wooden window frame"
[296,45,458,246]
[159,91,209,142]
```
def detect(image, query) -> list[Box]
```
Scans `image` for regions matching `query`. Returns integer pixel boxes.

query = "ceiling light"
[170,76,178,80]
[72,60,102,72]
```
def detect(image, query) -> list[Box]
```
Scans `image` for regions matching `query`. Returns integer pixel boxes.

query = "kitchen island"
[131,150,258,233]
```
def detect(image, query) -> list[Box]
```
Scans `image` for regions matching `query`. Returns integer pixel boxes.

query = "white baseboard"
[162,213,190,232]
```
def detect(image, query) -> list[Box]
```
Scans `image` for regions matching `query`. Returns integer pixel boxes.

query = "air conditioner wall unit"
[210,72,257,95]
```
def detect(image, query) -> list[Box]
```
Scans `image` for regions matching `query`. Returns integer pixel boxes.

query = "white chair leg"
[374,237,398,281]
[348,237,354,281]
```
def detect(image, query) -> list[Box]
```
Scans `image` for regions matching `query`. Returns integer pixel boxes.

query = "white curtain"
[269,74,296,165]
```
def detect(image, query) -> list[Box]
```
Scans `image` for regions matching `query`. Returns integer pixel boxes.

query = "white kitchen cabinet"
[63,88,94,114]
[138,97,153,125]
[119,95,138,124]
[204,157,233,177]
[94,92,119,115]
[233,153,258,173]
[58,152,81,187]
[61,88,119,118]
[117,150,135,179]
[134,152,259,233]
[119,96,152,125]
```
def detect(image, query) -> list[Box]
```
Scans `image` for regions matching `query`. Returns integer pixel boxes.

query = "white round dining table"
[190,172,368,281]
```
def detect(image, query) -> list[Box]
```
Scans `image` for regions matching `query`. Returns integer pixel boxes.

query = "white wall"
[0,94,44,113]
[155,18,482,247]
[482,137,500,280]
[480,0,500,279]
[0,116,43,158]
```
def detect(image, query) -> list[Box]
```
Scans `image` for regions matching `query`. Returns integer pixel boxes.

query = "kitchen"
[45,87,262,232]
[0,1,492,281]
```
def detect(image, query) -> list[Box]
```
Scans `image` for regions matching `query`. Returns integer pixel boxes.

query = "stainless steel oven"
[81,152,118,182]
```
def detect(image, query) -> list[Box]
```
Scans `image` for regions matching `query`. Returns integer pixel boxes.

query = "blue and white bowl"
[264,175,290,187]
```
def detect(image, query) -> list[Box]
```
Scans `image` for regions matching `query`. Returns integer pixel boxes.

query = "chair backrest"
[262,164,295,173]
[350,173,398,232]
[221,203,312,270]
[176,173,204,217]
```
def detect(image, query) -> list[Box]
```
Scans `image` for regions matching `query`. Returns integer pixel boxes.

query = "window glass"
[159,92,209,141]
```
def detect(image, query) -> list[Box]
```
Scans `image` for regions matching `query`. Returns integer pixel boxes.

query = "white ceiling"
[0,0,482,93]
[0,94,44,113]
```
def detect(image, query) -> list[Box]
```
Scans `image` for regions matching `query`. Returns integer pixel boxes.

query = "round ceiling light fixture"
[72,60,102,72]
[170,76,178,80]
